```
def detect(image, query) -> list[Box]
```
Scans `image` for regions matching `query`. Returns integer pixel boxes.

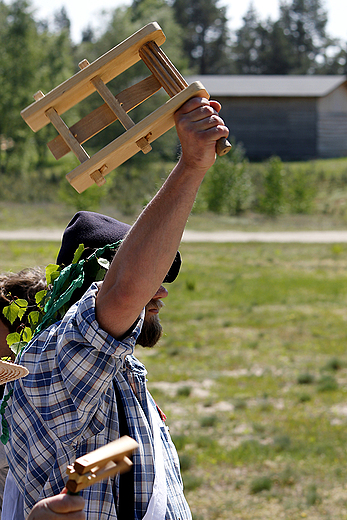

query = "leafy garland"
[2,241,121,358]
[0,241,121,443]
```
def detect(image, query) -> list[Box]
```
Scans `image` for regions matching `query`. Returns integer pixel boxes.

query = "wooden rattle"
[21,22,231,193]
[66,435,139,493]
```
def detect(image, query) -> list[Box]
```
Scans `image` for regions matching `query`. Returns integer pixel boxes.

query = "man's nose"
[152,285,168,300]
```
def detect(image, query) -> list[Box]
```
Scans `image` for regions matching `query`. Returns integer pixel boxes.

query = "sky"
[27,0,347,44]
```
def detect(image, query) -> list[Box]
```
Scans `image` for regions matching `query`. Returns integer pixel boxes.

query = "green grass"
[136,241,347,519]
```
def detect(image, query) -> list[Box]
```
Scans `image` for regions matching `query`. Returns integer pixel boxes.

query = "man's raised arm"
[96,97,229,338]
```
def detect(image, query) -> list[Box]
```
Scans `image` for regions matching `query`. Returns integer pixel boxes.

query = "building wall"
[218,97,317,160]
[317,85,347,157]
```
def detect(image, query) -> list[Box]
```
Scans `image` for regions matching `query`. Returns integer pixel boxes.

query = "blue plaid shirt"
[4,283,192,520]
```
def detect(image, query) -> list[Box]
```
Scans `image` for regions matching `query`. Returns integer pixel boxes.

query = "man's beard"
[136,314,163,348]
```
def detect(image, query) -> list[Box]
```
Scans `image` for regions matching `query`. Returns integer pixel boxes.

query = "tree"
[0,0,75,177]
[232,4,263,74]
[278,0,330,73]
[171,0,232,73]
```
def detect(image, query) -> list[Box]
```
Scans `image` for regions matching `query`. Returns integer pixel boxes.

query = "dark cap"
[57,211,181,283]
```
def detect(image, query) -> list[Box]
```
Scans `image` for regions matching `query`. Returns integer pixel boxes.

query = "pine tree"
[172,0,232,74]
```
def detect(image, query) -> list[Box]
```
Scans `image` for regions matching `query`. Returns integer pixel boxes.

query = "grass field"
[2,236,347,519]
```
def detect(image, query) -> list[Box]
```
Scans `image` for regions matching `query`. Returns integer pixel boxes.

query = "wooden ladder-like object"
[21,22,231,193]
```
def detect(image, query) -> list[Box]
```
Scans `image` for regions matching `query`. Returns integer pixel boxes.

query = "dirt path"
[1,229,347,242]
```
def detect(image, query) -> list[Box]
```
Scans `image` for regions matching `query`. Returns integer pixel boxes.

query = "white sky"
[22,0,347,44]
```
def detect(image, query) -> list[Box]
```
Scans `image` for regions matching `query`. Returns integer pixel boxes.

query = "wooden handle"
[216,137,232,156]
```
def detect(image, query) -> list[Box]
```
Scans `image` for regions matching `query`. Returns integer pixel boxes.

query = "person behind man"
[4,96,229,519]
[0,269,85,520]
[0,268,46,516]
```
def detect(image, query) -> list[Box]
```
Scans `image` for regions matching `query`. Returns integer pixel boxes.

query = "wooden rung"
[21,22,166,132]
[91,75,135,130]
[139,41,188,98]
[140,46,180,97]
[45,107,89,163]
[47,75,161,160]
[145,41,188,91]
[90,75,152,154]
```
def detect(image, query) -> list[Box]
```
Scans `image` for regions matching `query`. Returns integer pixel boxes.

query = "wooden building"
[187,75,347,160]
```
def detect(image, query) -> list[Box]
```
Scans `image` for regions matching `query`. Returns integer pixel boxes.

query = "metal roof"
[186,75,347,97]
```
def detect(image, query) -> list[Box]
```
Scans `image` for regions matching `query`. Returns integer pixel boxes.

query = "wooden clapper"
[21,22,231,194]
[66,435,139,493]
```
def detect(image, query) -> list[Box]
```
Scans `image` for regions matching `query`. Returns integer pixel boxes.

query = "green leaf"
[3,299,28,324]
[95,268,106,281]
[10,341,27,356]
[6,332,21,347]
[46,264,61,285]
[35,290,47,305]
[3,304,18,325]
[22,327,32,343]
[14,299,28,320]
[72,244,85,264]
[28,311,40,330]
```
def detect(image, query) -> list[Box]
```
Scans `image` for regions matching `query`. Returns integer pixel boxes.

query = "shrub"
[257,156,285,216]
[200,415,218,428]
[177,385,192,397]
[250,476,272,494]
[183,474,203,491]
[179,453,193,472]
[317,374,338,392]
[297,372,315,385]
[202,141,252,215]
[306,484,321,506]
[285,164,317,214]
[323,357,342,371]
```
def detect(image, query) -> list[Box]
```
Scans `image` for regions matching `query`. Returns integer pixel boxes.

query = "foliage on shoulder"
[1,241,121,360]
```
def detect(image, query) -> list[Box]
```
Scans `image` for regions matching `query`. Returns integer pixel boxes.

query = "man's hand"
[174,97,229,173]
[27,489,85,520]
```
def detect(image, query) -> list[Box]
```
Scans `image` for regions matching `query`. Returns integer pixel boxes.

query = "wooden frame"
[66,436,138,493]
[21,22,231,193]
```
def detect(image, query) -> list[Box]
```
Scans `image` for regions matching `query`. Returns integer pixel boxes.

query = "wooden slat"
[140,46,179,96]
[21,22,165,132]
[66,82,209,193]
[45,108,89,163]
[91,76,135,130]
[47,75,161,160]
[139,41,187,97]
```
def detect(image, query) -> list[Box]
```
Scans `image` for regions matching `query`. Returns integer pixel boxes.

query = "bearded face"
[136,299,164,348]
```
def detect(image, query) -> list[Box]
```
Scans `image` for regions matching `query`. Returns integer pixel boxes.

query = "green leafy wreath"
[0,240,121,443]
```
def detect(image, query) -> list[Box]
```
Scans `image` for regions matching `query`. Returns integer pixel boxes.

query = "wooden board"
[66,81,209,193]
[21,22,165,132]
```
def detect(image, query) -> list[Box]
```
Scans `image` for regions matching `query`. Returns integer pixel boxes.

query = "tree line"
[0,0,346,211]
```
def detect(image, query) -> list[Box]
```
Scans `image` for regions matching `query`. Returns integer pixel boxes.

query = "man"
[4,96,229,519]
